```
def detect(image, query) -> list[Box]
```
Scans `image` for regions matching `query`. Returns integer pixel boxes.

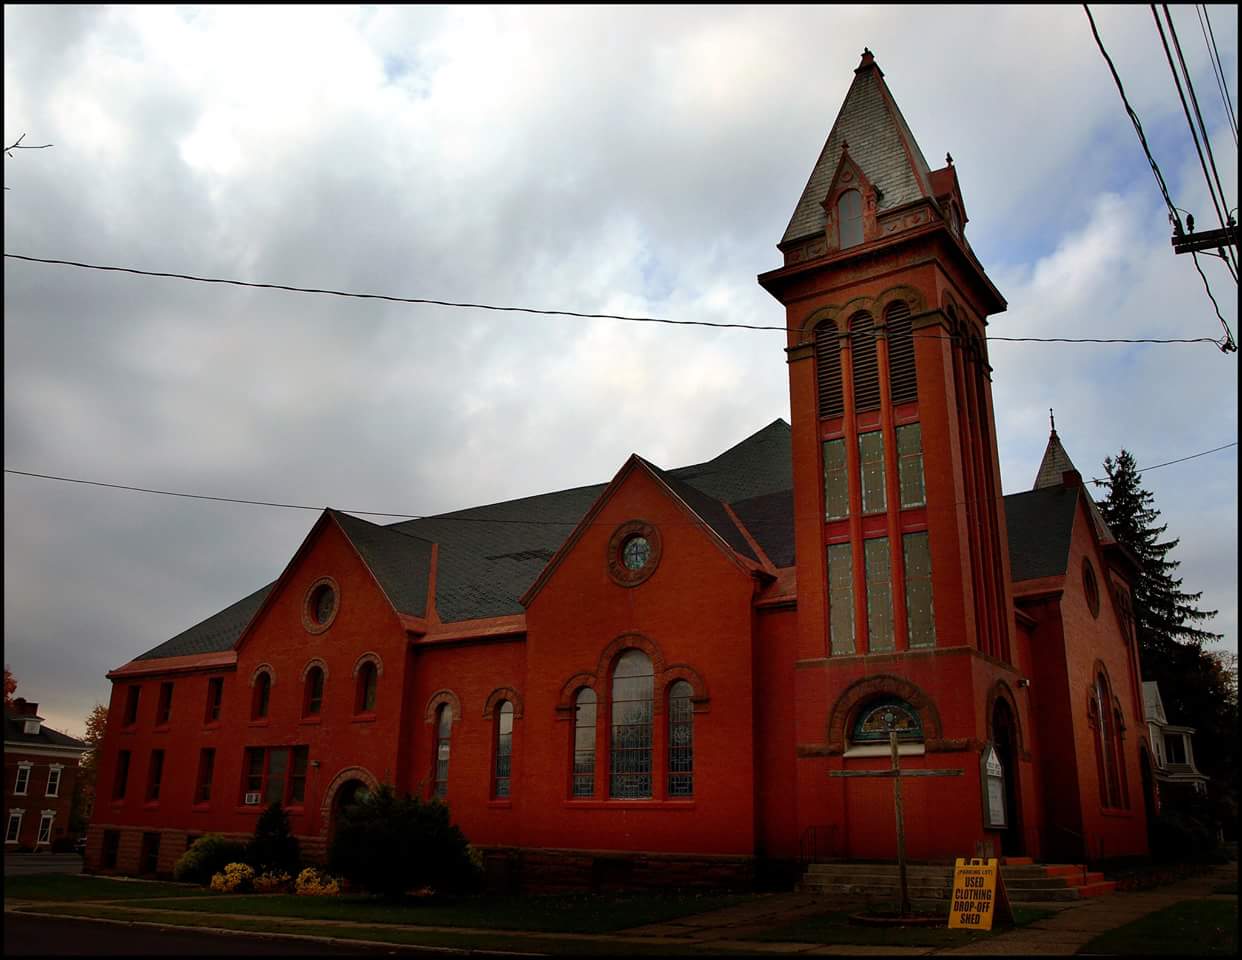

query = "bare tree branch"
[4,132,54,189]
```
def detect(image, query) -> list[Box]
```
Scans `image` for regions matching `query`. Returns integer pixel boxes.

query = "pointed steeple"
[1033,410,1079,490]
[781,48,936,248]
[1033,415,1117,543]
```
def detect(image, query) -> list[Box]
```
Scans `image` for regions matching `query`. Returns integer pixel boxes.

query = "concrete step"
[1006,886,1084,902]
[1079,880,1118,897]
[1000,856,1034,865]
[1002,875,1084,890]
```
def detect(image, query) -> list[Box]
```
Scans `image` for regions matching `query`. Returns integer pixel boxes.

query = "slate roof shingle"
[782,59,934,247]
[1003,485,1080,582]
[131,420,795,662]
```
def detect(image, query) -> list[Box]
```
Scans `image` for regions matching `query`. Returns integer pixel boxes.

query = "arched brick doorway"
[318,766,379,852]
[991,697,1024,856]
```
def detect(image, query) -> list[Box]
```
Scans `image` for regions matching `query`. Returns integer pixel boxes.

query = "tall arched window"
[355,662,378,714]
[493,701,513,799]
[610,650,653,798]
[252,672,271,720]
[573,688,596,798]
[851,312,880,413]
[815,320,844,419]
[668,681,694,797]
[434,705,452,798]
[838,189,863,248]
[1093,674,1123,808]
[303,666,324,717]
[885,300,917,405]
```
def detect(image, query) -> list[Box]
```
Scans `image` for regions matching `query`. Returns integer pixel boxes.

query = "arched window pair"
[251,660,376,722]
[572,650,695,800]
[1092,674,1130,810]
[430,695,514,801]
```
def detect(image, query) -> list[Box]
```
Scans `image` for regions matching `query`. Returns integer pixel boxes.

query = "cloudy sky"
[4,5,1237,738]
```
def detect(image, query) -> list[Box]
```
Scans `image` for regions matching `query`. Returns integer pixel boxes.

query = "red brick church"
[85,51,1152,884]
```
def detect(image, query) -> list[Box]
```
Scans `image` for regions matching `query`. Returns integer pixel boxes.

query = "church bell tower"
[758,49,1019,859]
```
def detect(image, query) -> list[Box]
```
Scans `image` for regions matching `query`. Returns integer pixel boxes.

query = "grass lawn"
[14,905,704,956]
[18,889,753,934]
[1080,899,1238,956]
[748,905,1054,948]
[4,875,209,901]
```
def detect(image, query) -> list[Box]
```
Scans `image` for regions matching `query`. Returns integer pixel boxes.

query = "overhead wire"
[2,253,1225,347]
[1196,4,1238,147]
[1152,4,1238,280]
[6,440,1237,524]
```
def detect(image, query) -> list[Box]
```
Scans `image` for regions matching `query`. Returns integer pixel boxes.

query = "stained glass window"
[897,423,925,508]
[493,701,513,799]
[828,543,855,655]
[434,705,452,799]
[865,538,894,652]
[823,439,849,520]
[573,688,596,798]
[622,536,651,571]
[852,697,923,743]
[312,585,335,625]
[859,431,886,514]
[610,650,653,798]
[668,681,694,797]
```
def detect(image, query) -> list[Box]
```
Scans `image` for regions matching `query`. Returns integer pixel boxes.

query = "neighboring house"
[1142,681,1209,806]
[85,50,1151,885]
[5,698,89,851]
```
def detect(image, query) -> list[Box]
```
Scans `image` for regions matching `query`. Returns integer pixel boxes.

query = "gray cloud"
[4,5,1236,737]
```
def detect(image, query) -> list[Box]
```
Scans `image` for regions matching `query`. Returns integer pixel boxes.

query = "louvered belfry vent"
[815,320,844,419]
[886,300,918,405]
[851,312,881,413]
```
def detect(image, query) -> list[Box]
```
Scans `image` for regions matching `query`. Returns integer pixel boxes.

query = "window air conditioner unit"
[244,792,261,805]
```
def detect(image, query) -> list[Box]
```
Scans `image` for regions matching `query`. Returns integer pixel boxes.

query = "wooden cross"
[830,730,963,915]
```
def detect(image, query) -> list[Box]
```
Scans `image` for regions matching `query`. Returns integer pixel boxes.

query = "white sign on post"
[981,744,1007,829]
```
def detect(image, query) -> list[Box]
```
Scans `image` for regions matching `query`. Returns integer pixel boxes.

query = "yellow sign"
[948,857,1000,930]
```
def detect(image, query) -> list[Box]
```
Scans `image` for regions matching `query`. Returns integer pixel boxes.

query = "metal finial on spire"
[1050,408,1057,434]
[946,152,954,166]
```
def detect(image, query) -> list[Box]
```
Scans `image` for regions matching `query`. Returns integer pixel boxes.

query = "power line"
[2,253,1225,348]
[1083,5,1183,229]
[1153,4,1238,280]
[1191,250,1237,351]
[1196,4,1238,146]
[7,440,1237,522]
[1088,441,1238,486]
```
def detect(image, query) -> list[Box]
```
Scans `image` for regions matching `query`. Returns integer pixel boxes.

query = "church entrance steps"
[798,862,1117,903]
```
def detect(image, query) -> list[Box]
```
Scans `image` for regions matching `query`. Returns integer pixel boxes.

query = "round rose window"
[622,536,652,571]
[311,584,335,624]
[302,577,340,634]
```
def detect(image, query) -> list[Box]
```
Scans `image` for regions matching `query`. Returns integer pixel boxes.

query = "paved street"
[2,914,478,956]
[3,854,83,877]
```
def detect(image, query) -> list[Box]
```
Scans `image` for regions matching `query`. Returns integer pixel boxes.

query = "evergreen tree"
[1098,449,1236,836]
[1097,450,1220,653]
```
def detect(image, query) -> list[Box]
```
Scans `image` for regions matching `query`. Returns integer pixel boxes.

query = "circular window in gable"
[607,521,662,587]
[1082,559,1100,618]
[303,577,340,634]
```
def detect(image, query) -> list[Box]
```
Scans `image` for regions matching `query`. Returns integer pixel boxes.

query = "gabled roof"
[4,710,87,751]
[782,50,935,247]
[131,420,795,663]
[329,510,434,618]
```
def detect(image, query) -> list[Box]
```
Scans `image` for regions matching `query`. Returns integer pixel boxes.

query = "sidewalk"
[932,862,1237,956]
[7,863,1236,956]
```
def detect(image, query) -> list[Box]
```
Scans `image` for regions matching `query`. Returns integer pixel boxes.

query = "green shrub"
[245,803,300,875]
[173,834,247,885]
[328,784,481,900]
[1150,811,1221,864]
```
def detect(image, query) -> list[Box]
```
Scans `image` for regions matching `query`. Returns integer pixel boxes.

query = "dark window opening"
[155,682,174,726]
[123,686,141,727]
